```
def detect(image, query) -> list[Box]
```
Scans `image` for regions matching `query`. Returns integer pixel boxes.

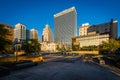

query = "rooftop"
[54,6,76,18]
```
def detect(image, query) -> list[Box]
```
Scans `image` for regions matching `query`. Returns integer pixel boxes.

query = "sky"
[0,0,120,40]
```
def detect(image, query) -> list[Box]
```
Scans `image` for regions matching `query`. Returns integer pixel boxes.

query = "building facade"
[0,23,14,42]
[30,28,38,40]
[72,34,109,47]
[87,19,118,39]
[26,29,30,40]
[14,23,26,42]
[41,42,57,52]
[42,24,52,42]
[79,23,89,36]
[54,7,77,46]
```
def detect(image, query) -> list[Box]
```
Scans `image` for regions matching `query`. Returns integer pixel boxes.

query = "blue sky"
[0,0,120,40]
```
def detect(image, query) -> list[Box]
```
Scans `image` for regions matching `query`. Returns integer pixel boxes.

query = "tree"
[79,45,98,51]
[56,45,61,51]
[22,39,40,55]
[99,39,120,53]
[61,45,66,51]
[0,23,12,54]
[67,46,71,51]
[72,45,80,51]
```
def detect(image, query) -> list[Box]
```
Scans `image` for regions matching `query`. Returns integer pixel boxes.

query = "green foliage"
[80,45,98,51]
[22,39,40,55]
[67,46,71,51]
[56,45,61,51]
[0,24,13,54]
[99,39,120,53]
[61,45,66,51]
[0,24,9,38]
[17,46,21,51]
[72,45,80,51]
[57,45,72,51]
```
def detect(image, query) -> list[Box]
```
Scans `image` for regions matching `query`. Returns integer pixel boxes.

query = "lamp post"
[28,40,31,44]
[98,35,100,54]
[15,44,18,62]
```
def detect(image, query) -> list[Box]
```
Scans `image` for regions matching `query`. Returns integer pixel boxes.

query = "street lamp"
[15,44,18,62]
[28,40,31,44]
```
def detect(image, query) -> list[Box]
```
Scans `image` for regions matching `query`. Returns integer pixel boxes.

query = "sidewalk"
[88,60,120,76]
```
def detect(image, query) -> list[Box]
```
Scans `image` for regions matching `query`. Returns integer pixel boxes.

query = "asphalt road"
[0,55,120,80]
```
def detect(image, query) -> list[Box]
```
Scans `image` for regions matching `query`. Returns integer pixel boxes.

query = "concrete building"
[26,30,30,40]
[54,7,77,46]
[30,28,38,40]
[41,24,54,51]
[72,34,109,47]
[14,23,26,42]
[42,24,52,42]
[0,23,14,42]
[87,19,118,39]
[41,42,57,52]
[79,23,89,36]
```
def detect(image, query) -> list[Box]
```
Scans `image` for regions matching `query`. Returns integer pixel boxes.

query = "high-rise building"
[87,19,118,39]
[79,23,89,36]
[54,7,77,46]
[14,23,26,42]
[42,24,52,42]
[30,28,38,40]
[26,29,30,40]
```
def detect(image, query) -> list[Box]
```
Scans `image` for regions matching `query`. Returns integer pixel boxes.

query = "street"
[0,54,120,80]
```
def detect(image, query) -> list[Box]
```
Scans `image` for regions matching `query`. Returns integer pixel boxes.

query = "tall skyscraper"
[42,24,52,42]
[30,28,38,40]
[54,7,77,46]
[14,23,26,42]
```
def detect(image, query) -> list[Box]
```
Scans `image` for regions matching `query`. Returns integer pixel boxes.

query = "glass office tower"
[54,7,77,46]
